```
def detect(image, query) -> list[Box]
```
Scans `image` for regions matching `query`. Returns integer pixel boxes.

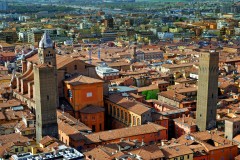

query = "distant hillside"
[136,0,191,2]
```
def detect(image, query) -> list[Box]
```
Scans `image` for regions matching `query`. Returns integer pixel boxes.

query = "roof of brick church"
[84,123,166,144]
[64,74,103,85]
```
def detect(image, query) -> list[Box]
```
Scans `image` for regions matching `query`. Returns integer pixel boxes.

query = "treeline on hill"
[7,4,74,14]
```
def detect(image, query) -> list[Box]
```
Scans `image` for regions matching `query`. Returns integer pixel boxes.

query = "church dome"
[39,32,53,48]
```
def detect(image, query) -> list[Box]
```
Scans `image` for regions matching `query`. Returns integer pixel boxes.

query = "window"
[100,123,102,131]
[92,116,95,121]
[137,118,140,125]
[92,125,96,132]
[67,89,72,98]
[121,110,123,120]
[117,108,120,117]
[180,156,184,160]
[74,65,77,70]
[113,106,116,116]
[47,95,49,101]
[133,116,136,125]
[87,92,92,97]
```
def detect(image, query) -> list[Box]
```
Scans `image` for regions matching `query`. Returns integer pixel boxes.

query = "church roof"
[64,74,103,85]
[39,32,53,48]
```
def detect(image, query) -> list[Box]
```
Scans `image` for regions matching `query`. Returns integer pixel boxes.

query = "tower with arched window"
[34,33,58,142]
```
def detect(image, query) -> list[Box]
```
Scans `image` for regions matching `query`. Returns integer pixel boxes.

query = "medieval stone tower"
[34,33,58,142]
[196,50,219,131]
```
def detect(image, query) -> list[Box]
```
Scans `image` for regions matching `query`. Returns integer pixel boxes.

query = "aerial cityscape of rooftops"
[1,0,240,159]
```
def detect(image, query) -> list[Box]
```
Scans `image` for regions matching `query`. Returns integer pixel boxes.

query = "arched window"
[129,114,131,123]
[74,65,77,70]
[121,110,123,120]
[137,118,140,125]
[133,116,136,125]
[125,112,127,122]
[117,108,120,118]
[113,106,116,116]
[109,104,112,115]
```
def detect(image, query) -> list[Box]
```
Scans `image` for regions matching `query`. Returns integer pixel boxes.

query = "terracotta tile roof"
[0,42,15,47]
[0,66,7,71]
[174,117,196,126]
[130,144,165,159]
[107,61,130,67]
[159,90,187,102]
[26,53,89,70]
[0,142,14,157]
[39,136,55,146]
[137,84,159,92]
[0,121,17,129]
[80,105,105,114]
[106,94,151,115]
[84,147,112,159]
[189,131,237,151]
[58,121,86,141]
[35,63,53,68]
[0,74,11,80]
[152,80,169,85]
[64,74,103,85]
[14,120,35,132]
[233,134,240,143]
[57,110,91,131]
[219,81,236,89]
[84,123,166,144]
[0,51,15,57]
[161,144,193,158]
[161,63,193,69]
[0,99,21,109]
[0,133,31,145]
[128,92,143,99]
[110,77,133,84]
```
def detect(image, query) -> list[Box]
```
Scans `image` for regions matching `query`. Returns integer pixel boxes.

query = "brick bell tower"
[34,33,58,142]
